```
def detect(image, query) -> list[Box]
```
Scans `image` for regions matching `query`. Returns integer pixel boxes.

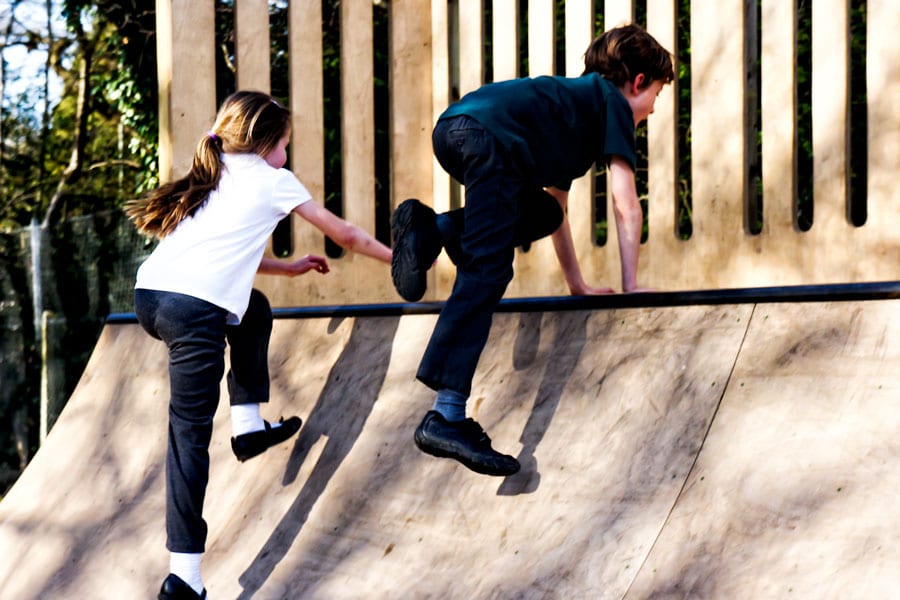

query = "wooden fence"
[155,0,900,306]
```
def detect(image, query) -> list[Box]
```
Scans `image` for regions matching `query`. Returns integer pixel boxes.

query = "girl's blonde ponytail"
[127,91,290,238]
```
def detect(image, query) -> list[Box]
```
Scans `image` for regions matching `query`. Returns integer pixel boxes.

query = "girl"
[127,90,391,600]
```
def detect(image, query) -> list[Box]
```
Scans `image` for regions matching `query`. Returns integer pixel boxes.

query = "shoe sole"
[414,429,520,477]
[391,199,438,302]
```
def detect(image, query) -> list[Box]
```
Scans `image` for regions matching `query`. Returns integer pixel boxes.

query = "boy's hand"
[569,282,615,295]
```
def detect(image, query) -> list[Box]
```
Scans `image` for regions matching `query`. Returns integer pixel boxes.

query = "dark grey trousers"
[134,288,272,553]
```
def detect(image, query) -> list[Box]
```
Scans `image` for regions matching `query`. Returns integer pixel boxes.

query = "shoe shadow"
[498,311,588,496]
[237,316,399,599]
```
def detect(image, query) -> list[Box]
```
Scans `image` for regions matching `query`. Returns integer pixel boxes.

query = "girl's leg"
[224,289,303,460]
[136,290,227,554]
[225,288,272,406]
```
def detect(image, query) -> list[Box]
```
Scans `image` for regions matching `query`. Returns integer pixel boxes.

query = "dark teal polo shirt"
[438,73,635,190]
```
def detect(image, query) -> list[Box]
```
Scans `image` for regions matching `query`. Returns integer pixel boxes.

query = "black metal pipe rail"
[105,281,900,324]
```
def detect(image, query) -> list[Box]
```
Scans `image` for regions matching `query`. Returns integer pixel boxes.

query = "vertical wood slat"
[645,0,682,276]
[430,0,450,119]
[458,0,483,96]
[431,0,451,217]
[492,0,519,81]
[605,0,633,30]
[598,0,636,290]
[235,0,271,92]
[390,0,436,321]
[509,0,559,297]
[431,0,455,297]
[391,0,434,208]
[341,1,375,234]
[811,0,849,232]
[865,0,900,266]
[689,0,746,284]
[287,0,324,260]
[155,0,216,182]
[566,0,617,291]
[760,0,796,236]
[528,0,555,77]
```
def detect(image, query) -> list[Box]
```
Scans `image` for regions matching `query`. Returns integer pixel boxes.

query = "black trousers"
[417,115,563,396]
[134,288,272,553]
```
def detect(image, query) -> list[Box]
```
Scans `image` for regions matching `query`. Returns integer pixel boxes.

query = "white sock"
[170,552,204,595]
[231,403,265,437]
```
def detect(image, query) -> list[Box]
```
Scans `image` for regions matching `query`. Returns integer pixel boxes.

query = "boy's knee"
[523,190,564,241]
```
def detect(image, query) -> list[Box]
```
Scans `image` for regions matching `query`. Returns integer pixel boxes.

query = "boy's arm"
[293,200,392,264]
[547,187,615,295]
[607,156,646,292]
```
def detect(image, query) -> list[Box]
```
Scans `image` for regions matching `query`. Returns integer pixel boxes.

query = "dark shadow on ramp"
[237,316,399,598]
[498,311,590,496]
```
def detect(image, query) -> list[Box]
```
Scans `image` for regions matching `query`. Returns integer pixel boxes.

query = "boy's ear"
[631,73,647,93]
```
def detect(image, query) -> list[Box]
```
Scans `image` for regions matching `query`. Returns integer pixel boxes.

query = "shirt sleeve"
[551,178,574,192]
[271,169,313,215]
[601,93,636,172]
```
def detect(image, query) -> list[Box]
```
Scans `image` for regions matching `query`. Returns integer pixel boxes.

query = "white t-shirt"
[135,153,312,323]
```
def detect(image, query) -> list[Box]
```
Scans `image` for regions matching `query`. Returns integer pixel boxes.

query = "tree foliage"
[0,0,158,231]
[0,0,160,495]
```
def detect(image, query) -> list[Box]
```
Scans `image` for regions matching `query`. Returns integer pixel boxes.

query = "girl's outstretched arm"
[293,201,392,264]
[258,254,330,277]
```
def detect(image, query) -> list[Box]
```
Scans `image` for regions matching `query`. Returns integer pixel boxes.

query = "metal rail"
[105,281,900,324]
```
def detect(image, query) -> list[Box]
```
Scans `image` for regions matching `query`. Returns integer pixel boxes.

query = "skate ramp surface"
[1,285,898,599]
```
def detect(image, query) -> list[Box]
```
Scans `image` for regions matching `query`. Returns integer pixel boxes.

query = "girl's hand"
[286,254,330,276]
[259,255,330,277]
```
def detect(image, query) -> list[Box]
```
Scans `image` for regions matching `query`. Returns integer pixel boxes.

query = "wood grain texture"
[3,299,896,597]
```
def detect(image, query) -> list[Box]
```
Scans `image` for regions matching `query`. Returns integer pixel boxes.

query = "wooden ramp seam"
[621,303,758,599]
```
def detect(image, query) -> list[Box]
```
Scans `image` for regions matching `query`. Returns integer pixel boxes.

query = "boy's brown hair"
[583,24,674,88]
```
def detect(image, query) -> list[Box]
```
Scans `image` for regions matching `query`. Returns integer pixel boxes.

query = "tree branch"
[41,15,93,229]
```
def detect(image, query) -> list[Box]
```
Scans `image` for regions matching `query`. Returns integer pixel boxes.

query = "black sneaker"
[158,574,207,600]
[231,416,302,462]
[414,411,520,476]
[391,199,443,302]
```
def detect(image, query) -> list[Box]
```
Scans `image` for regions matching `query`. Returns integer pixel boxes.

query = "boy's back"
[439,73,636,189]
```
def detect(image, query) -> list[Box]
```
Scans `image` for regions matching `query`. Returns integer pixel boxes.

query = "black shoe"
[158,574,206,600]
[231,416,302,462]
[414,411,520,476]
[391,198,442,302]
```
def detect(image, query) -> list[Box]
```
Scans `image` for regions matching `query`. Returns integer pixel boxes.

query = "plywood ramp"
[1,299,897,599]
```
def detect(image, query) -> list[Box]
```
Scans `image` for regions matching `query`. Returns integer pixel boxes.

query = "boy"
[391,24,674,476]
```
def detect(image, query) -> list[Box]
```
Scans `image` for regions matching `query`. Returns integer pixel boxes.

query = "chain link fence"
[0,210,153,495]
